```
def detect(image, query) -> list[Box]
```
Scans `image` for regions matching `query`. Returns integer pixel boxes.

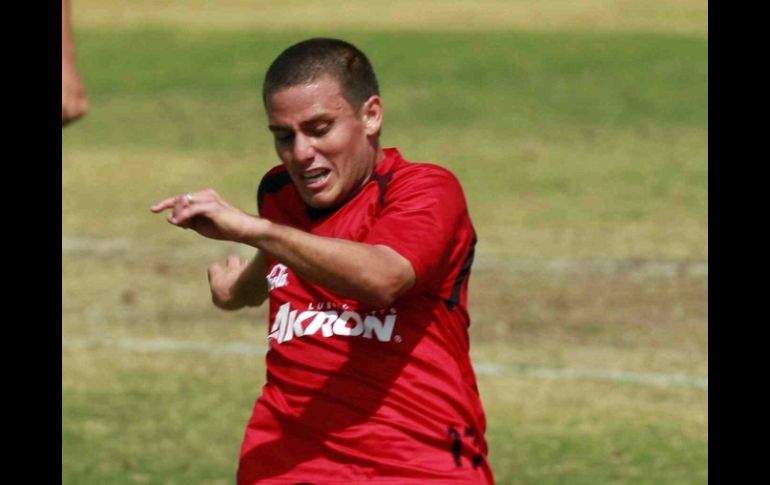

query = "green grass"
[62,19,707,485]
[62,252,707,484]
[64,29,707,259]
[62,350,254,485]
[68,30,706,145]
[72,0,708,35]
[62,346,707,485]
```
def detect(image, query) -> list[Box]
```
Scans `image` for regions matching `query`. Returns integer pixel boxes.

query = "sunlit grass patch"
[73,0,708,36]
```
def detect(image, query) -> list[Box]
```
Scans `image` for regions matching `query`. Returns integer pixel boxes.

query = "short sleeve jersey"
[237,148,494,485]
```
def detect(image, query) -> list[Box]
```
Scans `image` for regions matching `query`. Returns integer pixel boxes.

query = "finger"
[165,190,221,214]
[186,190,220,207]
[167,212,195,229]
[227,255,241,267]
[167,200,204,225]
[208,263,223,281]
[169,200,221,230]
[151,196,179,213]
[153,192,198,214]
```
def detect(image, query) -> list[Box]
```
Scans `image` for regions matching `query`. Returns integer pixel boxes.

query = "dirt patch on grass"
[469,258,708,349]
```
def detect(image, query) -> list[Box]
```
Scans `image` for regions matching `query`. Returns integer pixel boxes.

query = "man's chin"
[301,191,338,210]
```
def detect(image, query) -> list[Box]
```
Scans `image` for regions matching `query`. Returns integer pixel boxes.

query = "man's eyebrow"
[305,114,332,123]
[269,114,333,132]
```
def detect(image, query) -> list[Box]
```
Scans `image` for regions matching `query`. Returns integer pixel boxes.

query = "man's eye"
[310,124,331,137]
[274,132,294,143]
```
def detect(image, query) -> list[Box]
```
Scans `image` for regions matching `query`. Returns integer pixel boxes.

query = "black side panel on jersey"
[445,232,477,311]
[257,170,292,211]
[371,170,394,207]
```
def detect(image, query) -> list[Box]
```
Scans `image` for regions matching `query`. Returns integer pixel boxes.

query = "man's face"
[266,76,382,209]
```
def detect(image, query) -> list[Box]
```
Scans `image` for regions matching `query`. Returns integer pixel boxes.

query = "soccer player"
[151,38,495,484]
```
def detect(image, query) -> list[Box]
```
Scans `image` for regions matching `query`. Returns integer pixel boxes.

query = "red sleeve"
[364,164,471,294]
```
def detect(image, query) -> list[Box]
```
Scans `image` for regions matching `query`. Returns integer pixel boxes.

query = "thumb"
[207,263,223,282]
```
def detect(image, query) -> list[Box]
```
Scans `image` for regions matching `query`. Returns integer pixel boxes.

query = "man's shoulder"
[384,147,460,182]
[396,160,459,180]
[376,157,470,221]
[389,157,466,196]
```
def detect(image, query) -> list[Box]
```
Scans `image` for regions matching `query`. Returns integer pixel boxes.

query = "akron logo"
[267,264,289,292]
[268,303,398,344]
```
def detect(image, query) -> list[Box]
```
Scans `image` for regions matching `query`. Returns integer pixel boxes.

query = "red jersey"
[238,147,494,484]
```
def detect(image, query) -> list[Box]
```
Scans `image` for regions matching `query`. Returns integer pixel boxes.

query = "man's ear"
[361,95,383,136]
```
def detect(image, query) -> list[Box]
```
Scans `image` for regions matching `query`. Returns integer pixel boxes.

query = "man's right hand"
[208,254,267,310]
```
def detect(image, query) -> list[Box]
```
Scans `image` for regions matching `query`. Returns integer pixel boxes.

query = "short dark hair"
[262,38,380,112]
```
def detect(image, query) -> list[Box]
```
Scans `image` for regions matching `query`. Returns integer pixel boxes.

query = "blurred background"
[62,1,707,483]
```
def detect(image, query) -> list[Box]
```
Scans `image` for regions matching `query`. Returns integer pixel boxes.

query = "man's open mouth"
[302,168,331,185]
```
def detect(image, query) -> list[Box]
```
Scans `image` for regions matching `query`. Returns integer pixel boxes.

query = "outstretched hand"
[151,188,259,243]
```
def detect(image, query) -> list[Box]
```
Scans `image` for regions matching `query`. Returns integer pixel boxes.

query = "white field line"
[61,336,707,390]
[473,362,708,390]
[62,237,708,278]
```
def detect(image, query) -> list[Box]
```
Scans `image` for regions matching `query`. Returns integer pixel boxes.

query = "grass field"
[62,2,707,483]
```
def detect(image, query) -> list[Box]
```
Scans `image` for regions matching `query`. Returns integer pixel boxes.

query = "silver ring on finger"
[185,193,194,204]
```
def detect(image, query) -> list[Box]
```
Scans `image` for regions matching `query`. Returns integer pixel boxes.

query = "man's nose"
[293,134,316,163]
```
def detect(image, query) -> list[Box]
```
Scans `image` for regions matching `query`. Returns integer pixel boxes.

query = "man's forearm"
[242,218,414,308]
[150,189,413,307]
